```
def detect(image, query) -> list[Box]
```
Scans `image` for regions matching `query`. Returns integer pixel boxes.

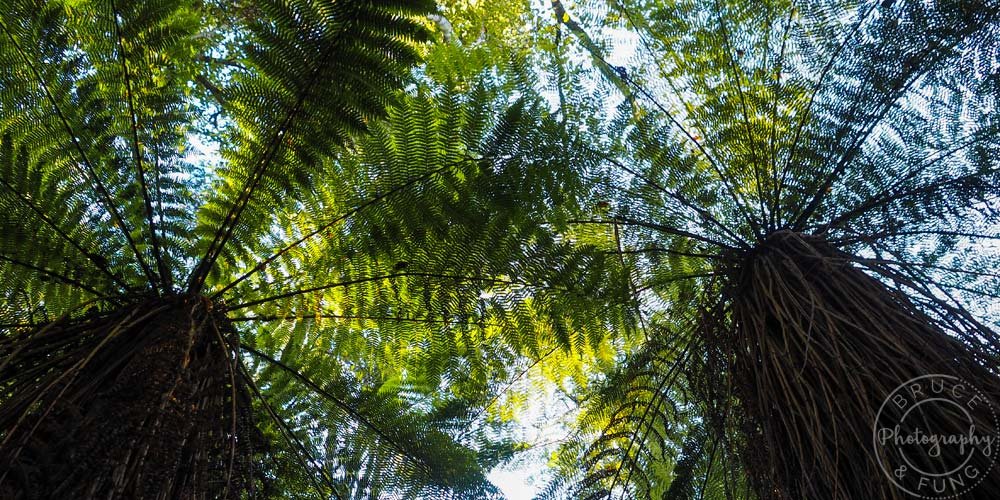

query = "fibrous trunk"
[0,295,262,499]
[720,230,1000,499]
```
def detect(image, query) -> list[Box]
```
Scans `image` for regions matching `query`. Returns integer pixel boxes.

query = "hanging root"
[0,295,265,499]
[716,230,1000,499]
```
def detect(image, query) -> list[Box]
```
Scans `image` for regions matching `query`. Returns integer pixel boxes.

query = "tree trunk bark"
[722,231,1000,499]
[0,296,263,499]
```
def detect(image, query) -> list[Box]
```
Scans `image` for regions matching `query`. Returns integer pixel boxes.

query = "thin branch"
[606,0,704,138]
[551,0,637,107]
[194,73,227,107]
[635,272,718,294]
[790,52,944,231]
[195,54,249,71]
[697,435,721,500]
[617,350,690,499]
[467,346,559,426]
[227,274,410,311]
[852,256,1000,280]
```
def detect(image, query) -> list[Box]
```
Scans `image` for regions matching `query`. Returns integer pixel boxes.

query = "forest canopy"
[0,0,998,498]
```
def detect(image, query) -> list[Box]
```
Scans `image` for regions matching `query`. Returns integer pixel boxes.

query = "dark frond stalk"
[229,312,477,325]
[662,423,706,500]
[718,230,1000,499]
[790,7,999,232]
[815,165,1000,236]
[574,334,696,498]
[241,344,431,475]
[831,228,1000,246]
[110,0,170,293]
[569,217,738,250]
[186,99,309,295]
[238,357,339,499]
[212,161,461,299]
[597,154,747,247]
[611,345,692,499]
[603,247,721,260]
[186,5,352,295]
[777,1,881,217]
[765,7,795,233]
[709,0,772,227]
[0,296,264,499]
[0,169,129,290]
[552,4,762,238]
[0,253,105,296]
[226,271,560,311]
[0,19,158,288]
[615,74,763,239]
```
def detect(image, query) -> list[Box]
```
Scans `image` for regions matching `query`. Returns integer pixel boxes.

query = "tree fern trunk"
[722,230,1000,499]
[0,296,262,499]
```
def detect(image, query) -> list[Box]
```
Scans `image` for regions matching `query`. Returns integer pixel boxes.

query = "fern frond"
[188,0,434,293]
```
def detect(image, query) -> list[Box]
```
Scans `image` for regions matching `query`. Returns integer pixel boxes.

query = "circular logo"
[874,374,998,498]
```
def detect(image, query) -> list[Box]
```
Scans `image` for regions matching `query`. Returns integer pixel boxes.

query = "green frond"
[188,0,434,292]
[243,345,502,499]
[0,0,206,293]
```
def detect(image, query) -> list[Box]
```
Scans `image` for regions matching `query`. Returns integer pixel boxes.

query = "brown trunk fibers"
[0,295,262,499]
[718,230,1000,499]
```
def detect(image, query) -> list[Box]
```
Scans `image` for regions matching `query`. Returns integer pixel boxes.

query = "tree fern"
[0,0,612,497]
[540,0,1000,498]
